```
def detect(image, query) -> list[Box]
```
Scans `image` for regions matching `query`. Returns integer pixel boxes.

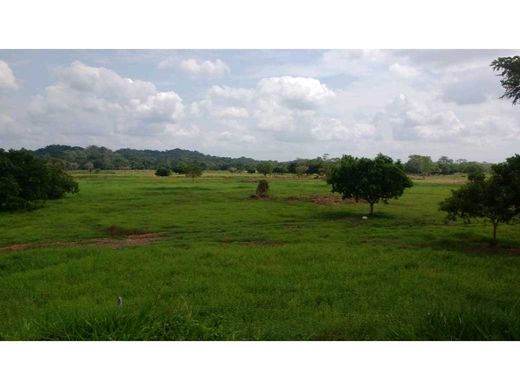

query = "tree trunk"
[369,202,374,215]
[492,221,498,244]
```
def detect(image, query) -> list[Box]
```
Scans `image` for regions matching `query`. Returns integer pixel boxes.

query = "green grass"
[1,171,519,340]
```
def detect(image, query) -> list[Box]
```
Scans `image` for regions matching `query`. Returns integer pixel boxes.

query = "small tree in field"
[185,164,203,181]
[155,167,171,177]
[327,154,413,215]
[440,154,520,243]
[84,161,94,173]
[256,162,273,176]
[255,180,269,198]
[295,164,308,178]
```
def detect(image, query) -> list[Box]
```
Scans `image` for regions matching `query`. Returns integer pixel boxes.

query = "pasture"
[0,171,519,340]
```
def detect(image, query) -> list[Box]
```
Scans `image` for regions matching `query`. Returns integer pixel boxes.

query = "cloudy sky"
[0,49,519,161]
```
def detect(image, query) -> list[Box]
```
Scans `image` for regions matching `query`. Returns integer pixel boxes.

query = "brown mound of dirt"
[285,194,366,205]
[0,233,163,253]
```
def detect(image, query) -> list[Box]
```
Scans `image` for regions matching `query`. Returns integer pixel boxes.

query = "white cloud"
[389,63,419,78]
[0,60,17,89]
[378,94,464,141]
[179,58,230,77]
[213,106,249,118]
[257,76,335,109]
[207,85,253,101]
[25,61,191,143]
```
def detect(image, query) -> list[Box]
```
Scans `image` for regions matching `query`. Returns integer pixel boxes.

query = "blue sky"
[1,49,519,161]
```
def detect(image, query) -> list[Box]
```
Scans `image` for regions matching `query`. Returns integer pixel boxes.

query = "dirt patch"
[0,233,163,253]
[463,242,520,256]
[219,238,287,247]
[105,225,147,237]
[285,194,366,205]
[244,240,286,247]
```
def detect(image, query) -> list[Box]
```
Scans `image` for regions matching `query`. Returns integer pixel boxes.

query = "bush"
[0,149,79,211]
[256,180,269,198]
[155,167,171,177]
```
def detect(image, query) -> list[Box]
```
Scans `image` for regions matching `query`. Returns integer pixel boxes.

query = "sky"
[0,49,519,162]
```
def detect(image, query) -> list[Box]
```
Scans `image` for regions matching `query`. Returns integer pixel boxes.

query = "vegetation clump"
[0,149,78,211]
[256,162,273,176]
[255,180,269,198]
[440,154,520,242]
[155,167,171,177]
[327,153,412,215]
[491,56,520,105]
[184,164,203,181]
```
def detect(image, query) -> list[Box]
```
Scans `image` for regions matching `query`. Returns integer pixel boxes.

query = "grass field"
[1,171,519,340]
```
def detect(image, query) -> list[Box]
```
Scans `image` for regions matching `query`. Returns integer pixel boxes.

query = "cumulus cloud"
[257,76,335,109]
[179,58,230,77]
[377,94,464,141]
[26,61,190,143]
[0,60,17,89]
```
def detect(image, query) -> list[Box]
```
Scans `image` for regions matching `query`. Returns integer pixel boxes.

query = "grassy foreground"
[0,171,519,340]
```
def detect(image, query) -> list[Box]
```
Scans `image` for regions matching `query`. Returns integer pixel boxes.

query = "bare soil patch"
[285,194,366,205]
[0,232,163,253]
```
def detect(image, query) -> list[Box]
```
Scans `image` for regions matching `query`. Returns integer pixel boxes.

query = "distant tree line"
[25,145,493,178]
[0,149,78,211]
[404,155,492,176]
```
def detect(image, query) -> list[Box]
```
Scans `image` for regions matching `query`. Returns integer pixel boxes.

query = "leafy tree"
[295,164,308,177]
[246,166,256,174]
[84,161,94,173]
[272,165,287,174]
[0,149,78,211]
[327,154,413,215]
[437,156,456,175]
[256,162,273,176]
[185,164,203,181]
[155,167,171,177]
[405,155,438,175]
[440,155,520,242]
[491,56,520,105]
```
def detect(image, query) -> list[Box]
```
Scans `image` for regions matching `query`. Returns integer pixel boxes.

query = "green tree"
[155,167,171,177]
[491,56,520,105]
[437,156,456,175]
[327,154,413,215]
[440,155,520,242]
[185,164,203,181]
[256,162,273,176]
[405,155,438,176]
[0,149,78,211]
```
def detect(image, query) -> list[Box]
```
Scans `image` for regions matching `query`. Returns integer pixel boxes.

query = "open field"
[0,171,519,340]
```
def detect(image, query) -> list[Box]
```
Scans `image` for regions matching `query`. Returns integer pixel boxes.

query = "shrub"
[440,154,520,242]
[256,180,269,198]
[0,149,79,211]
[155,167,171,177]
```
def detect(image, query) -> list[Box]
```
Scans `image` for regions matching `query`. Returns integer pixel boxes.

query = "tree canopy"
[327,154,413,215]
[0,149,79,211]
[491,56,520,105]
[440,154,520,242]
